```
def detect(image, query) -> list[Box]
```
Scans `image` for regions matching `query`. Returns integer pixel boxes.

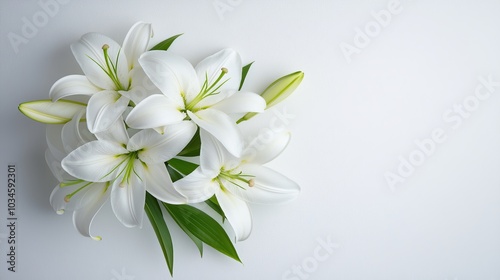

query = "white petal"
[46,124,66,162]
[71,33,128,90]
[242,131,291,164]
[73,182,110,240]
[142,163,186,204]
[122,22,152,70]
[211,91,266,114]
[125,94,186,129]
[121,67,161,104]
[110,163,146,228]
[61,109,95,153]
[139,51,199,105]
[188,108,243,157]
[62,140,129,182]
[195,48,242,91]
[50,181,105,214]
[49,182,77,213]
[86,90,129,133]
[226,164,300,204]
[94,117,129,145]
[49,75,101,101]
[49,184,68,214]
[215,188,252,241]
[199,129,237,175]
[130,121,196,163]
[194,89,233,109]
[45,149,66,182]
[173,168,217,203]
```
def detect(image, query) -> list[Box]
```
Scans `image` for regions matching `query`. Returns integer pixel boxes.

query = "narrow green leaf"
[177,129,200,157]
[163,203,241,263]
[145,193,174,276]
[166,165,184,182]
[18,99,86,124]
[150,34,183,51]
[163,202,204,256]
[168,158,199,176]
[205,196,226,222]
[163,166,212,255]
[238,62,254,90]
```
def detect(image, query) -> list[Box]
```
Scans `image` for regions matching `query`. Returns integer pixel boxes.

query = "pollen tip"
[102,44,109,50]
[56,209,65,215]
[64,195,71,203]
[92,236,102,241]
[221,67,228,73]
[248,179,255,187]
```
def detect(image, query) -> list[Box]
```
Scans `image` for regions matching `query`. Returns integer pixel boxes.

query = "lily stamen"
[62,181,93,203]
[116,151,141,188]
[185,68,230,110]
[218,169,255,190]
[87,44,127,91]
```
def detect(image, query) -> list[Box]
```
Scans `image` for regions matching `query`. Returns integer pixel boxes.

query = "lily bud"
[238,71,303,123]
[261,71,304,109]
[18,99,87,124]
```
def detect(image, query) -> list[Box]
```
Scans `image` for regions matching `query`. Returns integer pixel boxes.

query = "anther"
[248,179,255,187]
[64,195,71,203]
[221,67,228,74]
[102,44,109,50]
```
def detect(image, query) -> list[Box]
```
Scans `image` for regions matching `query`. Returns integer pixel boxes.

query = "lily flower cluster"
[19,22,303,274]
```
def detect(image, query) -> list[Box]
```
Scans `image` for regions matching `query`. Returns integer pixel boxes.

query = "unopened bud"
[261,71,304,108]
[238,71,304,123]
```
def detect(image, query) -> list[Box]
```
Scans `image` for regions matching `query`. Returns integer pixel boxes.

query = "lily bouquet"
[19,22,303,275]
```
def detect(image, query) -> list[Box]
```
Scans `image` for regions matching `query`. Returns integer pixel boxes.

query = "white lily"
[46,109,111,240]
[125,49,266,157]
[173,129,300,241]
[61,119,195,228]
[49,22,159,133]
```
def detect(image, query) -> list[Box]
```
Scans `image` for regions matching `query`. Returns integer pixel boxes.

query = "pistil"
[88,44,128,91]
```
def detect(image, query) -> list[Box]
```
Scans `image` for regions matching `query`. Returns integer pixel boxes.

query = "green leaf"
[168,158,199,176]
[18,99,86,124]
[150,34,183,51]
[163,203,241,263]
[145,193,174,276]
[239,62,254,91]
[205,196,226,222]
[166,165,184,182]
[163,203,204,256]
[177,129,200,157]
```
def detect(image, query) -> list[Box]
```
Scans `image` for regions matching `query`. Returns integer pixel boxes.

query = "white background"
[1,0,500,279]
